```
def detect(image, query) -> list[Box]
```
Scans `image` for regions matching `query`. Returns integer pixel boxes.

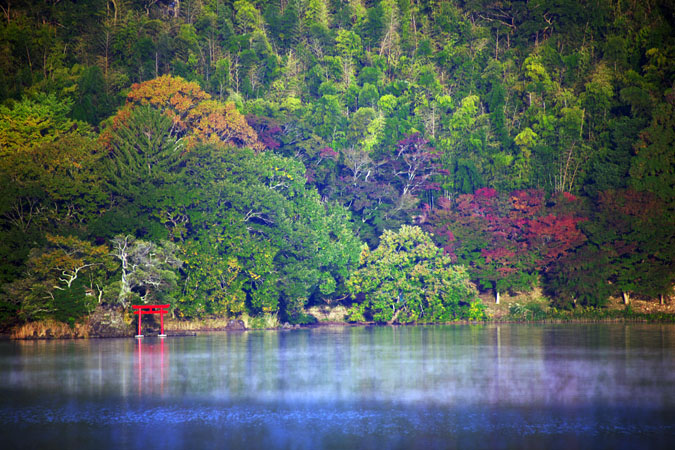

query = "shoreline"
[5,312,675,340]
[5,293,674,340]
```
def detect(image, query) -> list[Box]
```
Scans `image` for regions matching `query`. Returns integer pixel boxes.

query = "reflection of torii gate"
[132,304,169,338]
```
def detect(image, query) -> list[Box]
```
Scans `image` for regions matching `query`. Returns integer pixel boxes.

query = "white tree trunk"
[387,308,402,325]
[113,236,132,307]
[622,291,630,305]
[496,290,500,304]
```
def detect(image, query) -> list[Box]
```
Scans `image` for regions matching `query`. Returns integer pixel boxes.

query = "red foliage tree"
[423,189,586,302]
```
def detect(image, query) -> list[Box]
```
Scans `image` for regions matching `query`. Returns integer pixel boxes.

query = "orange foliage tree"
[102,75,263,151]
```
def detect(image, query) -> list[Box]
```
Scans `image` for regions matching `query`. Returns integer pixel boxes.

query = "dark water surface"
[1,324,674,449]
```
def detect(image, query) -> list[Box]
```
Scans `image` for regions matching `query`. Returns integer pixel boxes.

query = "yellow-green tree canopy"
[0,94,92,156]
[347,225,482,324]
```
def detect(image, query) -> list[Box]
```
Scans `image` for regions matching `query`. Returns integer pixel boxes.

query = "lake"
[1,324,674,449]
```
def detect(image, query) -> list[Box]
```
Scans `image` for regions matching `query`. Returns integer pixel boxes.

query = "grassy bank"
[165,313,281,331]
[484,290,675,324]
[502,304,675,323]
[10,319,91,339]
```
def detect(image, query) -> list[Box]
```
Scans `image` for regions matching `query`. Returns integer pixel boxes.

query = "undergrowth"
[11,319,91,339]
[505,304,675,323]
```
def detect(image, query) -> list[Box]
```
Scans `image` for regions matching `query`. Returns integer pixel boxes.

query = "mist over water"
[1,324,674,449]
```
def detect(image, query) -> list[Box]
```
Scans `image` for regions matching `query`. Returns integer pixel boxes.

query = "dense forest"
[0,0,673,330]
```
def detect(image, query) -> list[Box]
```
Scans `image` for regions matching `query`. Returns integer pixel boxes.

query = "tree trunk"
[0,2,10,24]
[387,308,402,325]
[113,236,132,307]
[622,291,630,305]
[109,0,118,26]
[496,290,500,304]
[660,294,664,305]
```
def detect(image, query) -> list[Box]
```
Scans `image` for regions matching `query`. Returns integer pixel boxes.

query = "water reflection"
[2,325,675,407]
[1,324,674,449]
[135,338,167,397]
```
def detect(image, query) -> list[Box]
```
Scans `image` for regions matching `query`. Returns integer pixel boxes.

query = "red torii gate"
[132,304,169,338]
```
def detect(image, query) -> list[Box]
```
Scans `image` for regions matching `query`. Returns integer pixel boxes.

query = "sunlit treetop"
[125,75,210,132]
[190,100,263,150]
[0,94,92,156]
[101,75,264,152]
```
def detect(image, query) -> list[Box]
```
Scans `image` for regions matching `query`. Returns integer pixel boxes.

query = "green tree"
[0,131,105,284]
[234,0,263,34]
[98,105,185,240]
[544,242,613,309]
[305,0,329,28]
[346,225,481,324]
[0,94,91,155]
[630,102,675,207]
[111,235,182,308]
[3,234,114,323]
[436,95,491,193]
[71,65,115,126]
[584,190,675,305]
[175,144,362,322]
[102,106,184,199]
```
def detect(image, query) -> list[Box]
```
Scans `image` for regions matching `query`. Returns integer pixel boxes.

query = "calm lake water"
[1,324,674,449]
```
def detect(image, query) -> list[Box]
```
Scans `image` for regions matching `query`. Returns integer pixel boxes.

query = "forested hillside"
[1,0,673,330]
